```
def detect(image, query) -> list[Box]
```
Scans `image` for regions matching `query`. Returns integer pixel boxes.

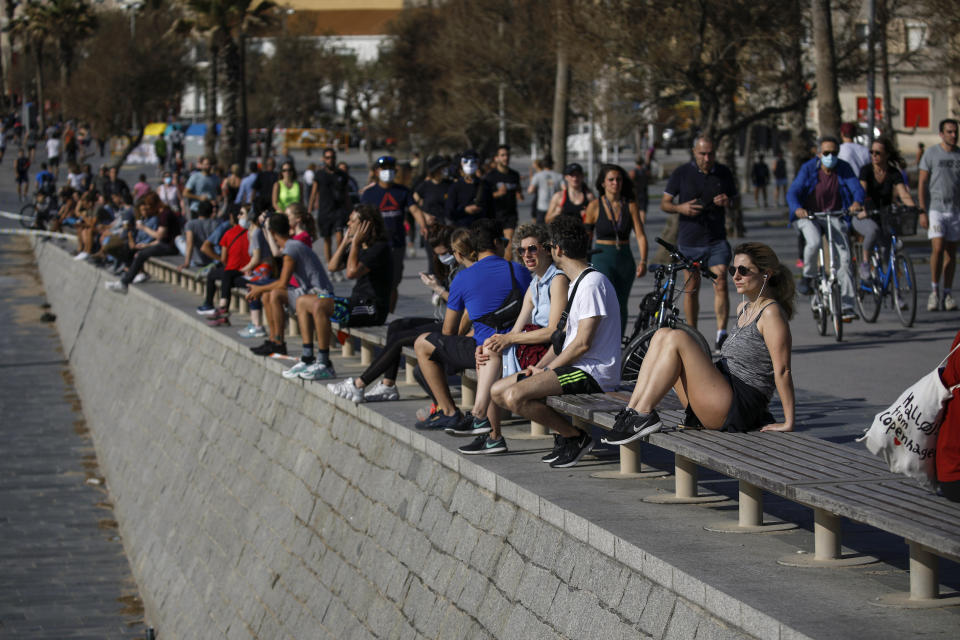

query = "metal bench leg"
[705,482,796,533]
[778,508,876,567]
[590,440,668,480]
[360,340,374,366]
[870,540,960,607]
[644,455,725,504]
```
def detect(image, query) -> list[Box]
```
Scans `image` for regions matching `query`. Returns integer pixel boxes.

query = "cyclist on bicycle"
[788,135,865,320]
[858,136,917,276]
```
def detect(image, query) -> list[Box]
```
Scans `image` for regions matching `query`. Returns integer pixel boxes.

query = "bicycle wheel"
[831,281,843,342]
[18,203,36,228]
[855,253,882,323]
[812,282,828,336]
[620,323,710,383]
[893,252,917,327]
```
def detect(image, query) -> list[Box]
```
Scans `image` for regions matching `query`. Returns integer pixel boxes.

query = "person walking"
[918,118,960,311]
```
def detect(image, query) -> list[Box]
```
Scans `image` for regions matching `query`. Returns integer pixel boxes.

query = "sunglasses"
[728,265,758,277]
[870,150,885,156]
[821,151,837,157]
[519,245,539,255]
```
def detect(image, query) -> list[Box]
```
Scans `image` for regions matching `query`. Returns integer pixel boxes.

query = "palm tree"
[8,2,52,132]
[175,0,275,164]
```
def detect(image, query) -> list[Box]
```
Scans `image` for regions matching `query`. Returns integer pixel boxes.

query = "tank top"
[530,263,562,327]
[595,196,632,243]
[559,188,589,221]
[720,301,777,398]
[277,180,301,211]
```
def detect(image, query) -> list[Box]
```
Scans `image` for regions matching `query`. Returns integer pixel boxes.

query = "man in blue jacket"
[787,135,865,319]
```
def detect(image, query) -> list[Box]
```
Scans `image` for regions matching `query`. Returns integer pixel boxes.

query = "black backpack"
[475,261,524,331]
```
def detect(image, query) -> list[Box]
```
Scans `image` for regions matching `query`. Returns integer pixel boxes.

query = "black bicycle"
[620,238,713,382]
[18,192,57,229]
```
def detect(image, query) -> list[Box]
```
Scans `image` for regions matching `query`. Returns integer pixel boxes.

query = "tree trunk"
[811,0,842,137]
[718,88,744,238]
[34,42,45,134]
[786,3,810,177]
[878,0,894,144]
[550,41,569,171]
[112,129,144,170]
[239,32,249,168]
[0,0,11,100]
[204,40,219,161]
[220,36,241,169]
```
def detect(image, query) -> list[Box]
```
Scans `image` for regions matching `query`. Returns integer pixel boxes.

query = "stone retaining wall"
[35,241,778,640]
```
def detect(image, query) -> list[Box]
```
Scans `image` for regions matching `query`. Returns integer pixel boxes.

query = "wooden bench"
[545,392,960,607]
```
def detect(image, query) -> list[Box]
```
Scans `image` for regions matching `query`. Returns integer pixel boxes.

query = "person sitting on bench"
[606,242,797,444]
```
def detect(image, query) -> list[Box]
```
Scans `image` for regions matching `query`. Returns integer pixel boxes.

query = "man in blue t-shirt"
[359,155,426,312]
[662,136,737,350]
[412,219,531,430]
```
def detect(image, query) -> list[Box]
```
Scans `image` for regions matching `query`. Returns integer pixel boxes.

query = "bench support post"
[461,377,475,409]
[870,540,960,608]
[815,508,841,561]
[644,455,724,504]
[705,481,797,533]
[360,341,374,366]
[342,337,355,358]
[590,440,669,479]
[405,358,416,385]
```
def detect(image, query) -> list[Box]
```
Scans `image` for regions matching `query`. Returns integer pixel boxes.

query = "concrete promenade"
[0,235,144,638]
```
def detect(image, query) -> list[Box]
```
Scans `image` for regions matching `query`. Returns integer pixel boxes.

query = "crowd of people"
[20,114,957,478]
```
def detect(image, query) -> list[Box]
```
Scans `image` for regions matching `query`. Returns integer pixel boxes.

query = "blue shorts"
[678,239,731,268]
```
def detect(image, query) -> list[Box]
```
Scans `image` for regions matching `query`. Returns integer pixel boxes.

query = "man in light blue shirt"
[234,161,259,206]
[184,155,219,215]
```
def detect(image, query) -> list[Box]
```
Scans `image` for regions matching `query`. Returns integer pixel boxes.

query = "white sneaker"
[945,294,958,311]
[364,380,399,402]
[327,378,364,403]
[282,360,312,379]
[237,323,267,338]
[132,272,150,284]
[300,362,336,380]
[73,251,89,261]
[104,281,127,293]
[928,291,940,312]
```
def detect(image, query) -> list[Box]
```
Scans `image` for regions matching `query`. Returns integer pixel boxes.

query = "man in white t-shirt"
[838,122,869,178]
[491,216,621,468]
[45,134,62,179]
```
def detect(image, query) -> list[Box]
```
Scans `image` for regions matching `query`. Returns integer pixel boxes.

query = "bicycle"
[18,192,57,229]
[806,210,850,342]
[854,204,918,327]
[620,237,713,382]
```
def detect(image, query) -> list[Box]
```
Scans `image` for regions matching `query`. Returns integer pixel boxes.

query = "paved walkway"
[0,235,144,638]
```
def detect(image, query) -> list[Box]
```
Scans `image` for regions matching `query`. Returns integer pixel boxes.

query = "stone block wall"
[35,241,768,640]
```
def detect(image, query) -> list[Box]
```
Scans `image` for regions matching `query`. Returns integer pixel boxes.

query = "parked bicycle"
[18,192,57,230]
[620,237,712,382]
[855,204,918,327]
[807,210,850,342]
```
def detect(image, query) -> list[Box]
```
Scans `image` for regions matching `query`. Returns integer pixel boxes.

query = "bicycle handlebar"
[808,209,849,218]
[655,237,717,280]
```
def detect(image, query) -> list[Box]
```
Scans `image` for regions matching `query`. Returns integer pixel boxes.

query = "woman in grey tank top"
[605,243,797,444]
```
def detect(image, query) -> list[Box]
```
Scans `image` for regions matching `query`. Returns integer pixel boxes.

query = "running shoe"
[237,323,267,338]
[541,434,564,463]
[549,432,594,468]
[196,304,217,316]
[250,340,286,356]
[73,251,89,261]
[928,291,940,312]
[132,272,150,284]
[207,314,230,327]
[944,294,957,311]
[283,360,314,379]
[602,411,663,446]
[447,415,491,437]
[415,409,462,431]
[104,281,127,293]
[299,362,336,380]
[327,378,364,403]
[363,380,399,402]
[458,434,507,455]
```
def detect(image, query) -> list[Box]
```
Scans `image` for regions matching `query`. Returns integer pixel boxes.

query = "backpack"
[38,173,56,196]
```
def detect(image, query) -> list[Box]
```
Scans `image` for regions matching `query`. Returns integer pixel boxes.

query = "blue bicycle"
[855,204,918,327]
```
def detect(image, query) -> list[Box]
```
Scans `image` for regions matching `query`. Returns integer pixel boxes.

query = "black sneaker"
[458,434,507,455]
[612,407,638,431]
[541,434,564,463]
[549,432,594,468]
[251,340,286,356]
[444,410,474,435]
[602,411,662,446]
[448,415,492,437]
[414,409,463,431]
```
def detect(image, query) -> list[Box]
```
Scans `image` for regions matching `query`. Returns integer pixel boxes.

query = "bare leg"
[264,290,286,343]
[944,240,957,290]
[295,296,315,346]
[626,328,732,428]
[473,348,503,438]
[931,237,945,286]
[312,297,334,350]
[502,227,515,261]
[711,264,729,333]
[683,270,702,329]
[493,371,578,437]
[414,334,457,415]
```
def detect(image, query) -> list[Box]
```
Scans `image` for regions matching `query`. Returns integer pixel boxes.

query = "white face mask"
[461,161,478,176]
[379,169,396,183]
[163,176,172,185]
[438,252,456,266]
[239,217,251,229]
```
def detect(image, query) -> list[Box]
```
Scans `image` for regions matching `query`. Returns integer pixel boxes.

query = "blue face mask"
[820,152,838,170]
[438,252,456,266]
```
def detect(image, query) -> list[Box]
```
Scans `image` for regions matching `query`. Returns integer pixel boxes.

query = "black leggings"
[359,317,440,386]
[121,242,177,285]
[204,266,246,307]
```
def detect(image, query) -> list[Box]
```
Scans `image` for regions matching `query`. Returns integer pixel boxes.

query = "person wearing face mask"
[360,155,427,312]
[788,135,865,319]
[445,150,493,227]
[157,171,180,214]
[198,204,250,324]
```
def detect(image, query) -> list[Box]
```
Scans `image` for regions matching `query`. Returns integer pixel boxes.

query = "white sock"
[932,282,940,294]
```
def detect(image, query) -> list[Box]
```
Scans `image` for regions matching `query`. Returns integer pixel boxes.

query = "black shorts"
[16,172,27,184]
[497,213,519,230]
[716,359,773,432]
[425,333,476,375]
[553,366,603,395]
[317,210,340,237]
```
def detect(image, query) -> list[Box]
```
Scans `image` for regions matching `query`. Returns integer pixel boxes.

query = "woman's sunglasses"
[728,265,757,277]
[519,245,539,255]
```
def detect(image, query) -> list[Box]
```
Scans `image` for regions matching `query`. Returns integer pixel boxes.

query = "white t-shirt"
[302,168,315,187]
[562,269,621,391]
[46,137,61,159]
[839,141,869,177]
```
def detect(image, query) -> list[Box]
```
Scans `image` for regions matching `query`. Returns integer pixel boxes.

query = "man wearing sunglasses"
[788,135,865,320]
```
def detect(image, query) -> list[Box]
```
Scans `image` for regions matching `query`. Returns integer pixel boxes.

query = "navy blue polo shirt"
[664,161,737,246]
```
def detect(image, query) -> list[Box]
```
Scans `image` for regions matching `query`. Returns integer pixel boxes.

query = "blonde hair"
[733,242,796,319]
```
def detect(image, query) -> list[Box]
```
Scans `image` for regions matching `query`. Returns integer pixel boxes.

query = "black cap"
[376,155,396,169]
[460,149,479,162]
[426,155,447,174]
[563,163,583,175]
